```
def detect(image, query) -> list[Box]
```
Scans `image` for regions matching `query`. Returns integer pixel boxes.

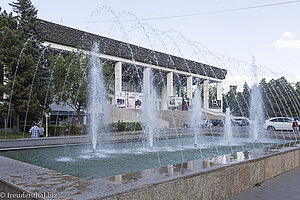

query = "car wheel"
[267,126,275,131]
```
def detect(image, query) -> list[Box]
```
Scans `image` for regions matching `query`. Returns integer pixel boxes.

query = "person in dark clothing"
[292,119,298,132]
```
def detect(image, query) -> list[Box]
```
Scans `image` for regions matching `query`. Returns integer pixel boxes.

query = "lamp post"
[44,112,51,137]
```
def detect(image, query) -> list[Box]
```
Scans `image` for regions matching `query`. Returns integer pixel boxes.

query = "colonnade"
[114,61,223,112]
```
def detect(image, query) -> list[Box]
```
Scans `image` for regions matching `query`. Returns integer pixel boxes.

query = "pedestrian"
[38,123,45,137]
[29,122,40,138]
[292,118,298,132]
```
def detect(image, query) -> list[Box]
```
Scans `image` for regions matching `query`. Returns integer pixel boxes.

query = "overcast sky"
[1,0,300,87]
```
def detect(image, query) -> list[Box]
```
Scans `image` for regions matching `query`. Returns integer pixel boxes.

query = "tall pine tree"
[0,1,50,132]
[9,0,39,39]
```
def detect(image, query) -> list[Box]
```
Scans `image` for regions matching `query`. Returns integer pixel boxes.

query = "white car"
[263,117,294,131]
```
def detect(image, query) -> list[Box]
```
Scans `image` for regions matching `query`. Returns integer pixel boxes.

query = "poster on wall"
[182,98,189,110]
[168,96,176,108]
[126,92,136,109]
[135,93,143,109]
[115,91,126,108]
[209,99,221,109]
[176,97,183,110]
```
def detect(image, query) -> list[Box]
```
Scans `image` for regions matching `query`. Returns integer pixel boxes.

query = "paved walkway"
[230,167,300,200]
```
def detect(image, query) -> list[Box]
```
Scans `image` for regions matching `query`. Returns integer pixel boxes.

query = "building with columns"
[38,19,227,123]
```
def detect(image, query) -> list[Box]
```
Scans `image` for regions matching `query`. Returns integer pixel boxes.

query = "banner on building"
[209,99,221,109]
[182,98,189,110]
[168,96,176,108]
[168,96,183,110]
[115,91,126,108]
[126,92,136,109]
[176,97,183,110]
[135,93,143,109]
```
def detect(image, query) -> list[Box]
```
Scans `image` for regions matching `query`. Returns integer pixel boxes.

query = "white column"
[203,79,209,110]
[114,62,122,92]
[167,72,174,97]
[173,87,177,97]
[143,67,151,95]
[161,86,168,110]
[187,76,193,99]
[217,82,223,111]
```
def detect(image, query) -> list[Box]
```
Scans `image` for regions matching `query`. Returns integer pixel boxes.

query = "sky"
[1,0,300,88]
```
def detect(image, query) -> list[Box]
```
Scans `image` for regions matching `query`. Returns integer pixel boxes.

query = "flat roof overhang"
[38,19,227,82]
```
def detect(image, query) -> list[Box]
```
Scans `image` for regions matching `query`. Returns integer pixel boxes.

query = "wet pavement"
[229,167,300,200]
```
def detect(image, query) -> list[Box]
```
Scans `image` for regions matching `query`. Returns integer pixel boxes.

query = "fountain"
[0,16,297,174]
[0,6,299,200]
[88,44,109,152]
[140,67,160,148]
[224,107,233,145]
[190,85,203,148]
[249,57,264,142]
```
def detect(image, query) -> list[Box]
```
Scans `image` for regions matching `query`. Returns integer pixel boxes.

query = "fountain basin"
[0,136,287,180]
[0,137,299,199]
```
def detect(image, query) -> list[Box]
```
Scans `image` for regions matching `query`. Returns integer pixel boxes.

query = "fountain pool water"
[0,136,285,180]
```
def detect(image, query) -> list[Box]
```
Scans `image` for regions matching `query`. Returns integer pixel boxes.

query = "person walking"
[29,122,40,138]
[292,119,298,132]
[38,123,45,137]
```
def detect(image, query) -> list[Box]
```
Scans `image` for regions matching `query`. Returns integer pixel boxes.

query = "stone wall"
[110,148,300,200]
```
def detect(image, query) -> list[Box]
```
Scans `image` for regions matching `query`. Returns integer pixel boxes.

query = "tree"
[9,0,39,39]
[49,51,88,124]
[0,2,49,132]
[50,50,115,124]
[0,8,21,123]
[223,85,241,116]
[240,82,250,117]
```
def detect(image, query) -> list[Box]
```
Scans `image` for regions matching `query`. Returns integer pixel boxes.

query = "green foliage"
[261,77,299,118]
[102,63,115,95]
[239,82,250,117]
[0,131,30,139]
[107,122,142,132]
[49,50,89,123]
[0,3,50,131]
[49,51,115,124]
[223,85,242,116]
[223,77,300,118]
[9,0,39,39]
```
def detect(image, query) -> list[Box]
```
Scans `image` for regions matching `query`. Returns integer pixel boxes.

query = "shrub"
[106,122,142,132]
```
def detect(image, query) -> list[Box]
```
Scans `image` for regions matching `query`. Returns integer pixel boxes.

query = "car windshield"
[284,118,292,122]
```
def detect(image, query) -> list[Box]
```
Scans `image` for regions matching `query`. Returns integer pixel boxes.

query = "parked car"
[210,119,224,127]
[231,117,250,126]
[183,119,211,129]
[263,117,294,131]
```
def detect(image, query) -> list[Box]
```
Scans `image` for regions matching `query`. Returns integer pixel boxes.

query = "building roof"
[38,19,227,80]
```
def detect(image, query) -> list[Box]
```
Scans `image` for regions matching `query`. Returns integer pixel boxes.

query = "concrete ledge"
[110,146,299,200]
[0,143,299,199]
[0,179,37,200]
